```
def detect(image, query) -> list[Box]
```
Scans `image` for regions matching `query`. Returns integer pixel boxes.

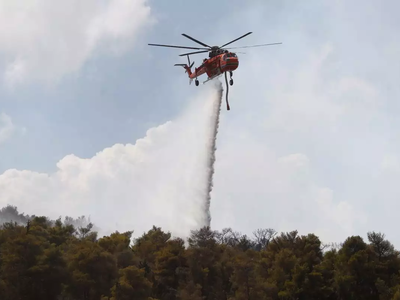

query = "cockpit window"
[227,53,237,58]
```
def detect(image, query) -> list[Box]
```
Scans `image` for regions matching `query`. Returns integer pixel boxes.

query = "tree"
[0,205,30,225]
[0,221,67,300]
[230,250,265,300]
[65,240,118,300]
[216,228,255,251]
[153,237,186,299]
[99,231,135,269]
[1,205,400,299]
[334,236,377,300]
[110,266,152,300]
[253,228,277,251]
[186,226,225,299]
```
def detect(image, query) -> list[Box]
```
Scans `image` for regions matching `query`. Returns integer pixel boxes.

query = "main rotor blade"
[179,50,209,56]
[220,32,253,48]
[225,42,282,49]
[181,34,211,48]
[148,43,208,50]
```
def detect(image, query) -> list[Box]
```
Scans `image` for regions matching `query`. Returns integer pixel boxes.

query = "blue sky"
[0,0,327,171]
[1,0,400,246]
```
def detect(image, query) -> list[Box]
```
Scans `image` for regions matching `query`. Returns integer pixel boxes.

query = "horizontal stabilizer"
[175,55,194,78]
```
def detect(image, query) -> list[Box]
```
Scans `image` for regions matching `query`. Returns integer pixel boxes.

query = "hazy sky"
[1,0,400,246]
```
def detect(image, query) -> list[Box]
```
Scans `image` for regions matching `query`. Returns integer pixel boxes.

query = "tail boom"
[174,63,193,76]
[174,54,195,77]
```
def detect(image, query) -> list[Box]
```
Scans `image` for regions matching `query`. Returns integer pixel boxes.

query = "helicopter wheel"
[229,79,233,86]
[195,79,199,86]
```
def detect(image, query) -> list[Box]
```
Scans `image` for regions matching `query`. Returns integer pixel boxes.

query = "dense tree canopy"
[0,205,400,299]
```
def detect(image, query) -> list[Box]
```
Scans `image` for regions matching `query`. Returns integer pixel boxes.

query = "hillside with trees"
[0,205,399,300]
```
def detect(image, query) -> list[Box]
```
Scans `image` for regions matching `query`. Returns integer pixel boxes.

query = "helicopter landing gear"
[229,71,234,86]
[195,79,199,86]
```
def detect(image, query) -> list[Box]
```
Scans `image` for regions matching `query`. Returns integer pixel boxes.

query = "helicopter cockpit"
[222,52,237,61]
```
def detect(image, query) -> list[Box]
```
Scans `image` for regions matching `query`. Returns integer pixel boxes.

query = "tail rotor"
[174,55,194,81]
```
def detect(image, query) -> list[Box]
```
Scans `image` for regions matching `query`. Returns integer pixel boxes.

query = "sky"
[1,0,400,246]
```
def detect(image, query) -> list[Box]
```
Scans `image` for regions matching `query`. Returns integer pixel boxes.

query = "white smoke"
[0,83,224,239]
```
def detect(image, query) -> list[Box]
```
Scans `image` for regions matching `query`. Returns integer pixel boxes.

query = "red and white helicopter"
[149,32,281,110]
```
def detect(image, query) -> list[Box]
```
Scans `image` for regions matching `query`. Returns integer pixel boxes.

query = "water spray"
[204,82,223,226]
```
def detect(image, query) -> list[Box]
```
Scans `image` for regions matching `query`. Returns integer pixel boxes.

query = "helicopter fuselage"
[188,51,239,80]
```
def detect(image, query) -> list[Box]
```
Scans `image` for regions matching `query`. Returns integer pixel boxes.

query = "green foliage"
[1,205,400,299]
[111,266,152,300]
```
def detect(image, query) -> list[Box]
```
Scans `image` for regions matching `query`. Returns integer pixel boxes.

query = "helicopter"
[148,32,281,110]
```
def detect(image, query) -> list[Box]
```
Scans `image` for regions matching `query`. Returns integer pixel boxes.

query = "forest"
[0,204,399,300]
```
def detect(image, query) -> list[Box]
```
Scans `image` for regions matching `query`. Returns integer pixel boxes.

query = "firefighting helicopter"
[148,32,281,110]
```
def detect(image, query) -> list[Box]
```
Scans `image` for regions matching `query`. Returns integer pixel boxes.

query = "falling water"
[204,81,223,226]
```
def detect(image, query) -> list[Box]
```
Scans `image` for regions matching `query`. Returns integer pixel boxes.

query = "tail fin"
[174,55,194,78]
